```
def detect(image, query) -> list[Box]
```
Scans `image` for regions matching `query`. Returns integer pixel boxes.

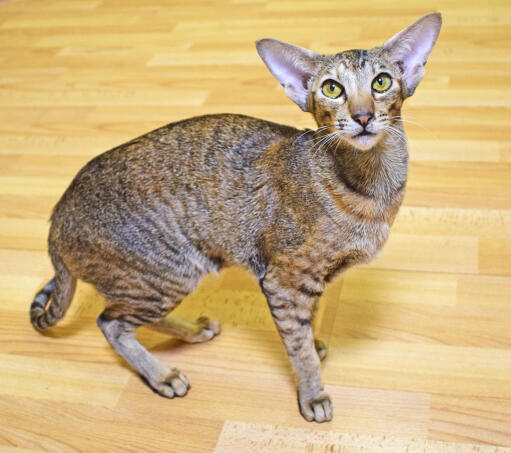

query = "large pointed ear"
[383,12,442,97]
[256,38,319,111]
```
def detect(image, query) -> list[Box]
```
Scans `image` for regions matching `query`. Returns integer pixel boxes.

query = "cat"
[30,13,441,423]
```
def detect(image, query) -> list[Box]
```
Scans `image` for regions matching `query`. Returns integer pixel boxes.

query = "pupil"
[378,77,383,85]
[330,83,335,91]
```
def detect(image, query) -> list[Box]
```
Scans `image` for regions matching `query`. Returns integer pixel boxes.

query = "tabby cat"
[30,13,441,422]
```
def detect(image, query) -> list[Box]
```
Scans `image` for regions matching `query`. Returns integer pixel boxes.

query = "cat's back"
[59,113,298,196]
[123,113,297,162]
[50,113,299,250]
[157,113,299,158]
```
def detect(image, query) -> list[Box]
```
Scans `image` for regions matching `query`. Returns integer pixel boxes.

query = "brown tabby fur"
[30,13,441,422]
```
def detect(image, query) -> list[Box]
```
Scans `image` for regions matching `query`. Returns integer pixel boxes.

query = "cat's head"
[256,13,441,151]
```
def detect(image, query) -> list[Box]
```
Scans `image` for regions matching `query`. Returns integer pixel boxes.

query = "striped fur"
[30,13,441,423]
[30,278,56,328]
[30,252,76,330]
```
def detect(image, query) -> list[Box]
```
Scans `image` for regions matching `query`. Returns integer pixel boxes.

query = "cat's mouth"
[354,130,374,137]
[348,129,380,150]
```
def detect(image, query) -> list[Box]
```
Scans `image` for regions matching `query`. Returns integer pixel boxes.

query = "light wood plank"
[214,421,511,453]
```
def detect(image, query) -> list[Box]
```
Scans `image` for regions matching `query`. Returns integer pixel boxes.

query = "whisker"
[312,132,335,155]
[382,125,408,147]
[311,129,344,156]
[292,126,330,147]
[322,130,345,154]
[317,133,337,154]
[390,113,418,118]
[311,130,333,145]
[385,126,407,142]
[389,116,438,140]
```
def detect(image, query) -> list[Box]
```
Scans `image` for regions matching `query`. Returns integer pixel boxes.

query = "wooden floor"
[1,0,511,451]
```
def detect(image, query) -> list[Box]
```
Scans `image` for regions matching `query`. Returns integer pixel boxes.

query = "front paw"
[149,368,190,398]
[298,391,333,423]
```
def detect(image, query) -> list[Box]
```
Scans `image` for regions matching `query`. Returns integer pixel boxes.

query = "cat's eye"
[321,80,343,99]
[372,73,392,92]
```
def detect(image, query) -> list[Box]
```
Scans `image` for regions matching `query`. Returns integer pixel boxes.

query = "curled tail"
[30,253,76,330]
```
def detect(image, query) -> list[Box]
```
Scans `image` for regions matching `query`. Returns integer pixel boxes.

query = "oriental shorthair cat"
[31,13,441,422]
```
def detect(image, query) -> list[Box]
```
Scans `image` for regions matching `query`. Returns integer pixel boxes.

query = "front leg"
[261,272,332,423]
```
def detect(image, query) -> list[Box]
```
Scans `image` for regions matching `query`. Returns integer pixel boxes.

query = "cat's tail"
[30,252,76,330]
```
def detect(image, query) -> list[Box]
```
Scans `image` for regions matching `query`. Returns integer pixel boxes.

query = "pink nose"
[352,112,374,127]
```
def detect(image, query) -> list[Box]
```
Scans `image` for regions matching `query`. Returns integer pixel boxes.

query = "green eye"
[321,80,343,99]
[372,73,392,92]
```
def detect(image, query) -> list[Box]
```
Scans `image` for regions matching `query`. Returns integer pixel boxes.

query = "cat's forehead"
[335,49,372,69]
[323,48,390,79]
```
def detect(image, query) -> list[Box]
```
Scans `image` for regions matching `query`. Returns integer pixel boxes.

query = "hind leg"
[147,315,221,343]
[97,312,190,398]
[91,232,221,397]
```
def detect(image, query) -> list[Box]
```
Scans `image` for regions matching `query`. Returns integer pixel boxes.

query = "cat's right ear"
[256,39,319,112]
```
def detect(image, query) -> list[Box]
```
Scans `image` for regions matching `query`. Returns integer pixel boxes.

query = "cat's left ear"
[383,12,442,97]
[256,38,320,111]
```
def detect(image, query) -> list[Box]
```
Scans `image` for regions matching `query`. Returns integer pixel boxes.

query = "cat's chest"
[321,215,390,266]
[294,190,402,282]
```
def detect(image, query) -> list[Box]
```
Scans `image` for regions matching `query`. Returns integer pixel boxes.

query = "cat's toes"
[314,338,328,361]
[152,369,190,398]
[298,392,333,423]
[187,316,221,343]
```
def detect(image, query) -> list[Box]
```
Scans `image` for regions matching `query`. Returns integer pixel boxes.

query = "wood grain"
[1,0,510,451]
[214,421,511,453]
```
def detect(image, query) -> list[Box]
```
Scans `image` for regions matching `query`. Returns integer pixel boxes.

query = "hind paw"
[185,316,221,343]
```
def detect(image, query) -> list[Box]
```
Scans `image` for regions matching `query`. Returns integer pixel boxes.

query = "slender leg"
[97,313,190,398]
[261,274,332,423]
[147,315,221,343]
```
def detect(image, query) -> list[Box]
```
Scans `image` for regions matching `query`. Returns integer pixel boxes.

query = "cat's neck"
[321,132,409,202]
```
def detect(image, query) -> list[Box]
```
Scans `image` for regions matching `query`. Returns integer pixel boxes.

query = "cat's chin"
[345,131,381,151]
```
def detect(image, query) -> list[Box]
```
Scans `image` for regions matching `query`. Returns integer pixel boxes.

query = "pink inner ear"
[384,13,441,94]
[401,26,438,71]
[266,52,310,92]
[256,38,319,111]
